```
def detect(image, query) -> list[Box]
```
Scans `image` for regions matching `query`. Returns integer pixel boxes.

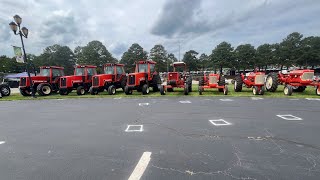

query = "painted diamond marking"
[219,99,233,102]
[125,125,143,132]
[277,114,302,121]
[209,119,231,126]
[179,101,191,104]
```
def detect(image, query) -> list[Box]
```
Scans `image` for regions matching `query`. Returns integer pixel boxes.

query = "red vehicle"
[265,69,320,96]
[125,60,161,95]
[59,65,97,95]
[159,62,192,95]
[234,71,266,95]
[198,73,228,95]
[19,66,64,96]
[90,63,127,95]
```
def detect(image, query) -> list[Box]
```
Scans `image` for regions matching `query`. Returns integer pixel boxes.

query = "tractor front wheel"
[316,87,320,96]
[142,84,149,95]
[234,76,243,92]
[19,88,31,96]
[124,86,132,95]
[76,86,86,95]
[218,88,223,92]
[223,85,228,95]
[293,86,306,92]
[108,85,116,95]
[184,83,189,95]
[284,85,293,96]
[59,89,69,95]
[0,84,11,96]
[167,88,173,92]
[198,86,203,95]
[160,85,166,95]
[90,87,98,95]
[37,83,52,96]
[265,73,278,92]
[252,86,258,95]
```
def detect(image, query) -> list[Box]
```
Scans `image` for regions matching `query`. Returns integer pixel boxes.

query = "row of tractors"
[15,60,320,97]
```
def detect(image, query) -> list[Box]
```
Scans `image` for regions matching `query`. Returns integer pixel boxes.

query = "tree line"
[1,32,319,75]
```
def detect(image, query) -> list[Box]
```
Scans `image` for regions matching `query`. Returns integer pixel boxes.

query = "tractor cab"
[74,65,97,81]
[168,62,187,82]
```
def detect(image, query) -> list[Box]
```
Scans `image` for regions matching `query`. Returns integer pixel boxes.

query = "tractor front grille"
[93,76,99,86]
[301,72,314,80]
[255,75,265,84]
[20,77,26,86]
[60,78,66,87]
[128,75,135,85]
[209,76,218,84]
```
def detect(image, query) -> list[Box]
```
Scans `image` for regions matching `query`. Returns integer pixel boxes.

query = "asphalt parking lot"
[0,97,320,180]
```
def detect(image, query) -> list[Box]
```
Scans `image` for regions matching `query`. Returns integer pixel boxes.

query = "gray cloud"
[150,0,205,37]
[110,43,128,57]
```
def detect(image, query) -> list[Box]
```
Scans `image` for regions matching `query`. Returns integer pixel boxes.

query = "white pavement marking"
[306,98,320,101]
[209,119,231,126]
[128,152,152,180]
[114,97,122,99]
[0,141,5,145]
[219,99,233,102]
[251,97,263,100]
[125,125,143,132]
[138,103,149,106]
[276,114,303,121]
[179,100,191,104]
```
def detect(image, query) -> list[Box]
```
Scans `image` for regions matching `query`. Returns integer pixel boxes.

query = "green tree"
[167,53,178,71]
[120,43,148,72]
[34,44,76,75]
[198,53,209,71]
[211,42,234,73]
[75,40,116,73]
[149,44,168,72]
[299,36,320,68]
[234,44,255,72]
[182,50,199,71]
[278,32,303,69]
[256,44,273,70]
[0,55,27,73]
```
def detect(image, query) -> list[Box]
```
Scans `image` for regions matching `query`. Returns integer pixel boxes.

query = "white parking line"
[114,97,122,100]
[125,125,143,132]
[128,152,152,180]
[251,97,263,100]
[276,114,303,121]
[138,103,149,106]
[179,100,191,104]
[0,141,5,145]
[306,98,320,101]
[219,99,233,102]
[209,119,231,126]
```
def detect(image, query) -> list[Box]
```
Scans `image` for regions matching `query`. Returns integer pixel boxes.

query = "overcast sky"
[0,0,319,59]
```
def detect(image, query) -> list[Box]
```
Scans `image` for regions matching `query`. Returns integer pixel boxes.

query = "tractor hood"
[20,76,50,87]
[93,74,114,81]
[61,75,85,82]
[128,72,146,80]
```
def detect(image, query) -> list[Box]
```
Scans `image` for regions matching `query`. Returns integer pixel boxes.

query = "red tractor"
[90,63,127,95]
[59,65,97,95]
[19,66,64,96]
[234,71,266,95]
[265,69,320,96]
[124,60,161,95]
[198,73,228,95]
[159,62,192,95]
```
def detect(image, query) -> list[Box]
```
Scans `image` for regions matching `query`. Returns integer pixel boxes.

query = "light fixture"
[13,15,22,25]
[9,22,18,34]
[21,27,28,38]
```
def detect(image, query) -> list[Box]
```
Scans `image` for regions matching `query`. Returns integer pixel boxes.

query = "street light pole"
[9,15,36,98]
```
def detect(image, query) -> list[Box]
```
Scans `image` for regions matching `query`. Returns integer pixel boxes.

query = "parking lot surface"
[0,97,320,180]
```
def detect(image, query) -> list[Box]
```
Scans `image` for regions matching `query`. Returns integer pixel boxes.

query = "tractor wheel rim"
[266,77,272,89]
[253,88,256,95]
[42,86,51,94]
[234,81,237,89]
[146,87,149,93]
[81,89,85,94]
[284,87,288,95]
[1,87,9,94]
[112,88,116,94]
[317,88,320,95]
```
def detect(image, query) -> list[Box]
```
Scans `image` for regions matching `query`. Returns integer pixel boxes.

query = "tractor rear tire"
[160,85,166,95]
[152,74,161,92]
[253,86,258,95]
[187,76,192,92]
[234,76,243,92]
[121,76,127,90]
[198,86,203,95]
[284,85,293,96]
[167,88,173,92]
[199,77,205,86]
[142,84,149,95]
[316,87,320,96]
[293,86,306,92]
[108,85,116,95]
[218,76,226,86]
[0,84,11,96]
[125,86,132,95]
[184,83,189,95]
[218,88,223,92]
[59,89,69,95]
[37,83,52,96]
[223,85,228,95]
[76,86,86,95]
[19,88,31,96]
[265,73,278,92]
